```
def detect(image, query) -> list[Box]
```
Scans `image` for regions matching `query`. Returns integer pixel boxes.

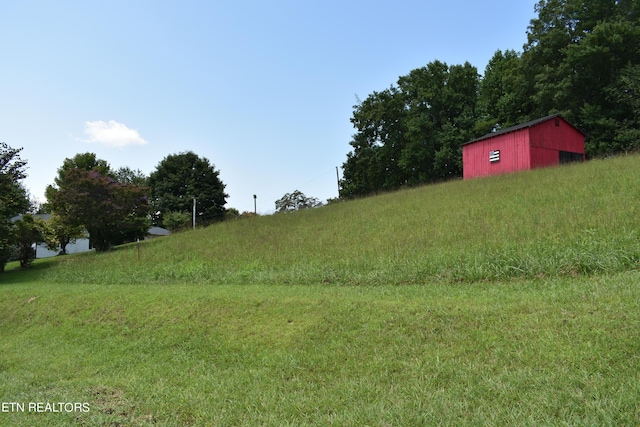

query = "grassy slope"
[42,154,640,286]
[1,155,640,426]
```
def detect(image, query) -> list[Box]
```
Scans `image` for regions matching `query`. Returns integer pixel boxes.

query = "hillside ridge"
[10,154,640,286]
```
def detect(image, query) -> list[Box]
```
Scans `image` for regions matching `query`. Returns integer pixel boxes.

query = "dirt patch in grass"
[87,385,151,425]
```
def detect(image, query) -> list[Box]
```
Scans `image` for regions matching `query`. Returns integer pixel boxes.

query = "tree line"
[0,147,229,271]
[340,0,640,198]
[0,143,330,271]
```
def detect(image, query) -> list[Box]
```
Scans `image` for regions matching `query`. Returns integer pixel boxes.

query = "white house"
[11,214,170,258]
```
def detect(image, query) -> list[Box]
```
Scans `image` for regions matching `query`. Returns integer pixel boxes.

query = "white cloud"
[83,120,148,148]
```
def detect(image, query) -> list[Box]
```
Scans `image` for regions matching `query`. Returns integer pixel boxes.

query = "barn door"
[559,151,583,164]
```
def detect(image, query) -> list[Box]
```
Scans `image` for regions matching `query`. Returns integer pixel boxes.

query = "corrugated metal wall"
[463,117,585,179]
[462,129,530,179]
[529,118,585,158]
[529,146,560,168]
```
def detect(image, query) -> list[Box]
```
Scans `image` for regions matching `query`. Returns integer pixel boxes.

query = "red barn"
[462,114,585,179]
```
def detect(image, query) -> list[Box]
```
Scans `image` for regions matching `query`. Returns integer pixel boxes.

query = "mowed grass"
[1,154,640,425]
[1,272,639,425]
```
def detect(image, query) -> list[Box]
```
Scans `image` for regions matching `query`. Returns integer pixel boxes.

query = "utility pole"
[253,194,257,215]
[193,197,196,230]
[336,166,341,198]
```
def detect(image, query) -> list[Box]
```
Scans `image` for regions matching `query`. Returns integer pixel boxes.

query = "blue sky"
[1,1,535,214]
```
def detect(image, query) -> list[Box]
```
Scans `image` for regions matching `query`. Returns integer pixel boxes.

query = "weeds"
[26,154,640,287]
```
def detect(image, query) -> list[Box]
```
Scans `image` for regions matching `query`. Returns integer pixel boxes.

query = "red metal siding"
[463,116,585,179]
[529,146,560,168]
[462,129,530,179]
[529,118,585,154]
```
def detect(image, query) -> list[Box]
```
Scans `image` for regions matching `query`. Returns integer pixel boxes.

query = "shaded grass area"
[36,154,640,286]
[1,273,639,425]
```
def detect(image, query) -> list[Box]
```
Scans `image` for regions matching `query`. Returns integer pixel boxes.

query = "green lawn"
[1,271,639,425]
[2,155,640,425]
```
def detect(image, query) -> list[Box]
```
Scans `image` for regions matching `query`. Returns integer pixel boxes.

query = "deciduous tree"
[114,166,148,187]
[521,0,640,155]
[341,61,480,197]
[45,152,112,211]
[162,210,192,232]
[478,49,526,132]
[50,169,150,252]
[13,214,44,268]
[275,190,323,213]
[42,213,86,255]
[148,152,227,227]
[0,143,30,272]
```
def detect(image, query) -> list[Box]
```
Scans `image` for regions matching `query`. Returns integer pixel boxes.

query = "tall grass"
[42,154,640,285]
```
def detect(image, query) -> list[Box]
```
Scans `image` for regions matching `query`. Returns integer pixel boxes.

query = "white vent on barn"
[489,150,500,163]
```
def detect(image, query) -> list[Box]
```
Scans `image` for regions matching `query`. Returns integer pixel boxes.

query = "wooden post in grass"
[253,194,257,215]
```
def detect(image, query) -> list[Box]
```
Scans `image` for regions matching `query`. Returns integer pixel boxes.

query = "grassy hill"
[36,153,640,286]
[1,155,640,426]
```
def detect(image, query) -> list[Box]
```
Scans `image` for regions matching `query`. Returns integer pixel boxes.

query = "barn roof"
[462,114,585,146]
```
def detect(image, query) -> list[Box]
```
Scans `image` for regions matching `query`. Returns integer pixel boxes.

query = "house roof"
[10,214,51,222]
[148,226,170,236]
[462,114,586,146]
